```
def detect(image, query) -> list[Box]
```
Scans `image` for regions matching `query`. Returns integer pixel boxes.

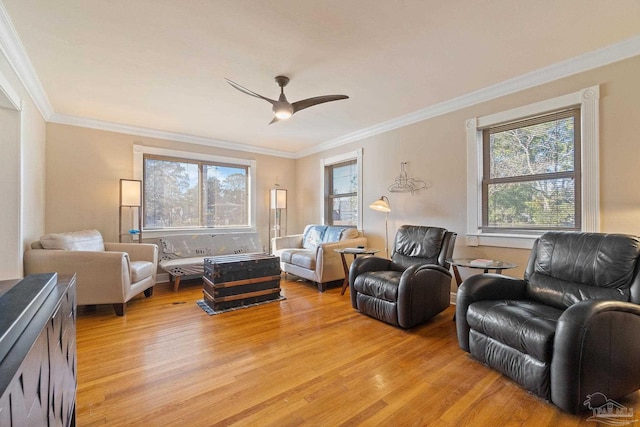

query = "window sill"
[142,227,256,240]
[466,232,539,249]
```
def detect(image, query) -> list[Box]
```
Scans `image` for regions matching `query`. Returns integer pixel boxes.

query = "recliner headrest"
[393,225,447,259]
[528,231,640,290]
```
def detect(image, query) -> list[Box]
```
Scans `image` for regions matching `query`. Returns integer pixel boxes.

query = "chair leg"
[144,287,154,297]
[173,276,181,292]
[113,303,126,316]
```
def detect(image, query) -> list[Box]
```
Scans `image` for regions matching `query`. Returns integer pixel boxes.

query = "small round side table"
[448,258,518,289]
[448,258,517,321]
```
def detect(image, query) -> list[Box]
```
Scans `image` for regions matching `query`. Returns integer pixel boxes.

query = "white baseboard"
[450,292,457,305]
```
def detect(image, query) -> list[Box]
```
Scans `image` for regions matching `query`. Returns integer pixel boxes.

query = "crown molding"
[0,1,52,119]
[295,35,640,158]
[48,113,296,158]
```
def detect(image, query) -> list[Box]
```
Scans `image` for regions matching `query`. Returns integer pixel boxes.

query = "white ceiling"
[2,0,640,157]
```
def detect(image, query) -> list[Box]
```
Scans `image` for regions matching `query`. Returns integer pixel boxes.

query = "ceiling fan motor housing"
[275,75,290,87]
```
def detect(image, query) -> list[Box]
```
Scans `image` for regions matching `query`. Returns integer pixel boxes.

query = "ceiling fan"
[225,75,349,124]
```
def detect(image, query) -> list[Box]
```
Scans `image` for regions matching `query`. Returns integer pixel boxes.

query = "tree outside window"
[325,160,358,226]
[144,155,248,229]
[482,108,581,232]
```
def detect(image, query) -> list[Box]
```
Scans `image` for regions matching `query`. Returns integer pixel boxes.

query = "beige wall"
[297,55,640,284]
[44,124,296,248]
[0,52,47,280]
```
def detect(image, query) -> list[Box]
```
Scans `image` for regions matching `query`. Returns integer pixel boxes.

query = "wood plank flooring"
[75,277,640,426]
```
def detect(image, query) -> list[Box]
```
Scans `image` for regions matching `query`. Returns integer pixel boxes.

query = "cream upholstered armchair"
[24,229,158,316]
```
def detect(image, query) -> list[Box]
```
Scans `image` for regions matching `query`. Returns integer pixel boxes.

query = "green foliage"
[144,158,248,228]
[329,161,358,226]
[485,114,577,229]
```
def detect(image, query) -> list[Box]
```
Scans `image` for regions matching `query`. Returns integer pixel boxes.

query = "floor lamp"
[369,196,391,258]
[269,187,287,250]
[119,179,142,243]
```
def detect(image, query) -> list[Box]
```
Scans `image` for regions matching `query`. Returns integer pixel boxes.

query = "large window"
[321,149,363,229]
[466,86,599,248]
[134,145,256,233]
[482,108,581,232]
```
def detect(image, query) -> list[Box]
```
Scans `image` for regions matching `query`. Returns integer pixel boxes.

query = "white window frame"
[466,85,599,249]
[133,144,257,238]
[320,148,363,230]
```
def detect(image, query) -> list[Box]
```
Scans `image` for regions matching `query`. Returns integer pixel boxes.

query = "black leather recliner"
[349,225,456,328]
[456,231,640,413]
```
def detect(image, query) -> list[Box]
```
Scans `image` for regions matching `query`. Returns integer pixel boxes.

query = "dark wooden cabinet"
[0,273,77,426]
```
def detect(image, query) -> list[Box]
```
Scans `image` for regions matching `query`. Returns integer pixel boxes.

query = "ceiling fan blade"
[292,95,349,114]
[225,78,276,105]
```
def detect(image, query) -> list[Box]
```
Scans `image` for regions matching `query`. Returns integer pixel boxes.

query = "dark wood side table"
[448,258,518,289]
[335,248,380,295]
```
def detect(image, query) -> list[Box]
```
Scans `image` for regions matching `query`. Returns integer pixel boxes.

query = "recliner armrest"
[398,263,452,292]
[404,263,450,278]
[455,274,527,352]
[552,299,640,413]
[349,256,395,279]
[457,273,527,301]
[349,255,399,307]
[397,263,453,328]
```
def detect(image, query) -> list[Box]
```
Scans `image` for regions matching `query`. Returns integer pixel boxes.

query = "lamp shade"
[120,179,142,207]
[270,188,287,209]
[369,196,391,213]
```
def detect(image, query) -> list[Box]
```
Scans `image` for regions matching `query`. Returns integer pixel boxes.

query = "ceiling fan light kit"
[225,75,348,124]
[273,104,293,120]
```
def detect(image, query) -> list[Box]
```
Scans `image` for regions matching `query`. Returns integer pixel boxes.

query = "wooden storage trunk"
[203,253,281,311]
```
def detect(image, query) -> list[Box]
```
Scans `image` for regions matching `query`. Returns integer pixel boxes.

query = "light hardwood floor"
[76,277,640,426]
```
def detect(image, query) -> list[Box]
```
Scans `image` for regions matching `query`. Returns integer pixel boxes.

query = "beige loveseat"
[24,229,158,316]
[272,225,367,292]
